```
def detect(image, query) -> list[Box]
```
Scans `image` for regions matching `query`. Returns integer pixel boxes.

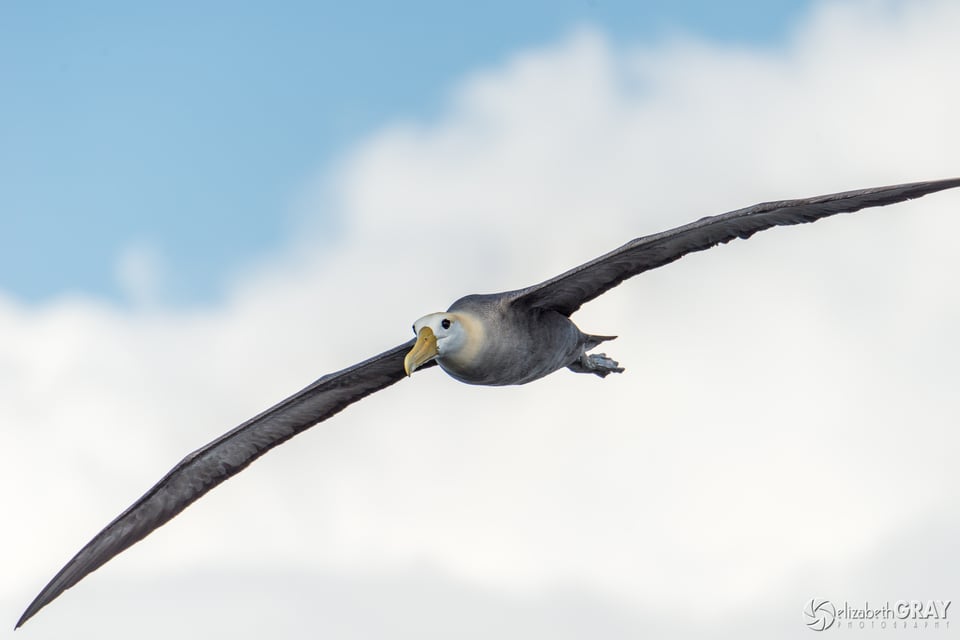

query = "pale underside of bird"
[16,177,960,628]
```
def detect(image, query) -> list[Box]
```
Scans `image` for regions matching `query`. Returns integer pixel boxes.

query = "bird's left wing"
[18,340,432,628]
[506,177,960,316]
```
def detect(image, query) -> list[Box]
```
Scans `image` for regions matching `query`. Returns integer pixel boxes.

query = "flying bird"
[17,177,960,628]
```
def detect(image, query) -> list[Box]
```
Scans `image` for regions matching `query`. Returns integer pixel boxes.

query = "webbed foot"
[567,352,625,378]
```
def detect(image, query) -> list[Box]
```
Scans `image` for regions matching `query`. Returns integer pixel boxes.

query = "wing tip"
[15,603,39,630]
[16,582,63,629]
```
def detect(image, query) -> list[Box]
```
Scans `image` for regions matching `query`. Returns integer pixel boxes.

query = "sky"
[3,0,960,638]
[0,0,812,305]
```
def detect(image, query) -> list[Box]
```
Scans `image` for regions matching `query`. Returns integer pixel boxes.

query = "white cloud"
[4,0,960,637]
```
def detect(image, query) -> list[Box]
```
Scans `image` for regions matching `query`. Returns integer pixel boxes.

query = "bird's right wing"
[507,177,960,316]
[18,340,433,628]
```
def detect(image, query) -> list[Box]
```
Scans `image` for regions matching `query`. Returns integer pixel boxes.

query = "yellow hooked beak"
[404,326,439,376]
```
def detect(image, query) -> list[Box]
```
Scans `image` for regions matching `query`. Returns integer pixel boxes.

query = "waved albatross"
[17,177,960,627]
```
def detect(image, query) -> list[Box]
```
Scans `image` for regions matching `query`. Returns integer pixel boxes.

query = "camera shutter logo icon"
[803,598,837,631]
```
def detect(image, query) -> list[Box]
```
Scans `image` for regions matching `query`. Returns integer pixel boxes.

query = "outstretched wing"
[18,340,432,628]
[508,178,960,316]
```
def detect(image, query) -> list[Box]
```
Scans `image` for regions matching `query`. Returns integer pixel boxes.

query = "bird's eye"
[441,318,451,330]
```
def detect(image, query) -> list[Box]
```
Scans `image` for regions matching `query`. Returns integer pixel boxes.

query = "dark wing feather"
[508,178,960,316]
[18,340,432,628]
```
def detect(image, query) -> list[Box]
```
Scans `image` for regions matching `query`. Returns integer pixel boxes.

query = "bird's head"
[404,311,479,376]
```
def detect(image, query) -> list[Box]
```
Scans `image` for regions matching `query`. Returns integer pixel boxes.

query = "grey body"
[18,177,960,628]
[441,294,616,385]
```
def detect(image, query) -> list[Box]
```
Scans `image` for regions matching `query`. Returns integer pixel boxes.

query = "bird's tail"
[583,333,617,351]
